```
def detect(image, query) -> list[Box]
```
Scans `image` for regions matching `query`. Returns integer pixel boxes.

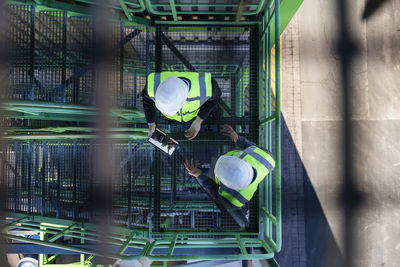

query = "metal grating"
[67,16,94,105]
[37,11,67,102]
[7,5,36,101]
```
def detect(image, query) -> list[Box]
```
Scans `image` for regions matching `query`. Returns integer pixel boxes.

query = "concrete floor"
[278,0,400,266]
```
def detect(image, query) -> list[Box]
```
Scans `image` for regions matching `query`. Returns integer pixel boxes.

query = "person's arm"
[184,159,218,192]
[141,82,156,124]
[185,79,222,140]
[141,82,156,137]
[197,78,222,120]
[197,173,217,188]
[221,124,272,151]
[236,135,257,150]
[237,135,273,154]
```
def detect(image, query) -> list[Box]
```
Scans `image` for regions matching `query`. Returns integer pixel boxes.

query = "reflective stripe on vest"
[153,73,161,97]
[216,146,275,207]
[219,183,248,206]
[198,72,207,105]
[239,146,274,170]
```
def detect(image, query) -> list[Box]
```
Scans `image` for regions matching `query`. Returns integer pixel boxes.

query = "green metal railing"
[258,0,282,253]
[1,213,150,261]
[1,213,274,261]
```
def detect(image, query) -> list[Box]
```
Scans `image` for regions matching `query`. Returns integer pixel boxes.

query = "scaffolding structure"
[0,0,303,264]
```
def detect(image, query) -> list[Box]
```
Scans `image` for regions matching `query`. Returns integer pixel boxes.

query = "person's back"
[142,71,221,140]
[184,124,275,223]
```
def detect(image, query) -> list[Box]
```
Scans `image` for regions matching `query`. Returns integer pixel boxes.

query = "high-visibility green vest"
[147,72,213,122]
[215,146,275,208]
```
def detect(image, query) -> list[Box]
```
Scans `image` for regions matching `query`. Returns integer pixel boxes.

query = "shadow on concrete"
[274,115,344,267]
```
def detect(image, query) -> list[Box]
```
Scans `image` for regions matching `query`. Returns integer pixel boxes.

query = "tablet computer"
[147,128,179,156]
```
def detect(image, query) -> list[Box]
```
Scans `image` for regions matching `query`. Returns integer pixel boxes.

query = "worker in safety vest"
[184,124,275,212]
[142,72,222,140]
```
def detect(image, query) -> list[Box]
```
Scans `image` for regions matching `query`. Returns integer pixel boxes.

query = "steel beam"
[155,26,163,72]
[127,140,132,228]
[153,150,161,232]
[249,26,259,143]
[1,101,146,123]
[60,29,142,96]
[29,5,35,100]
[161,33,196,72]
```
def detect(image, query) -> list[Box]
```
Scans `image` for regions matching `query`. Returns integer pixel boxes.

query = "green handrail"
[258,0,282,253]
[2,213,275,260]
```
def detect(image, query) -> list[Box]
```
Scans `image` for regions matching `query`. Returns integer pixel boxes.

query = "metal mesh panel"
[37,11,67,102]
[111,141,152,228]
[115,25,148,109]
[67,16,94,105]
[122,26,149,109]
[6,6,146,108]
[1,141,152,227]
[7,5,35,100]
[1,141,92,221]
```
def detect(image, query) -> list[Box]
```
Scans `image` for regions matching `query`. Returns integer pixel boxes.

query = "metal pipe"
[118,0,133,21]
[169,0,178,21]
[274,0,282,252]
[260,114,276,125]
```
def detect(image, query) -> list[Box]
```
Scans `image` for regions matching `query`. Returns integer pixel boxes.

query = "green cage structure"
[1,0,303,265]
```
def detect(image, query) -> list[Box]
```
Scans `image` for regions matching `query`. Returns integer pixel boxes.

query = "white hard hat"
[155,77,189,116]
[214,155,254,191]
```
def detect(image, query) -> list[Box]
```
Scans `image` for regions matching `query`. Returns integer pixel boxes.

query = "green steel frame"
[1,127,149,141]
[259,0,282,253]
[1,100,146,123]
[1,213,274,261]
[8,0,303,27]
[1,0,305,263]
[144,0,266,21]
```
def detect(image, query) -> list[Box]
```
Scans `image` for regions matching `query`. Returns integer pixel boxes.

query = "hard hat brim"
[215,155,254,191]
